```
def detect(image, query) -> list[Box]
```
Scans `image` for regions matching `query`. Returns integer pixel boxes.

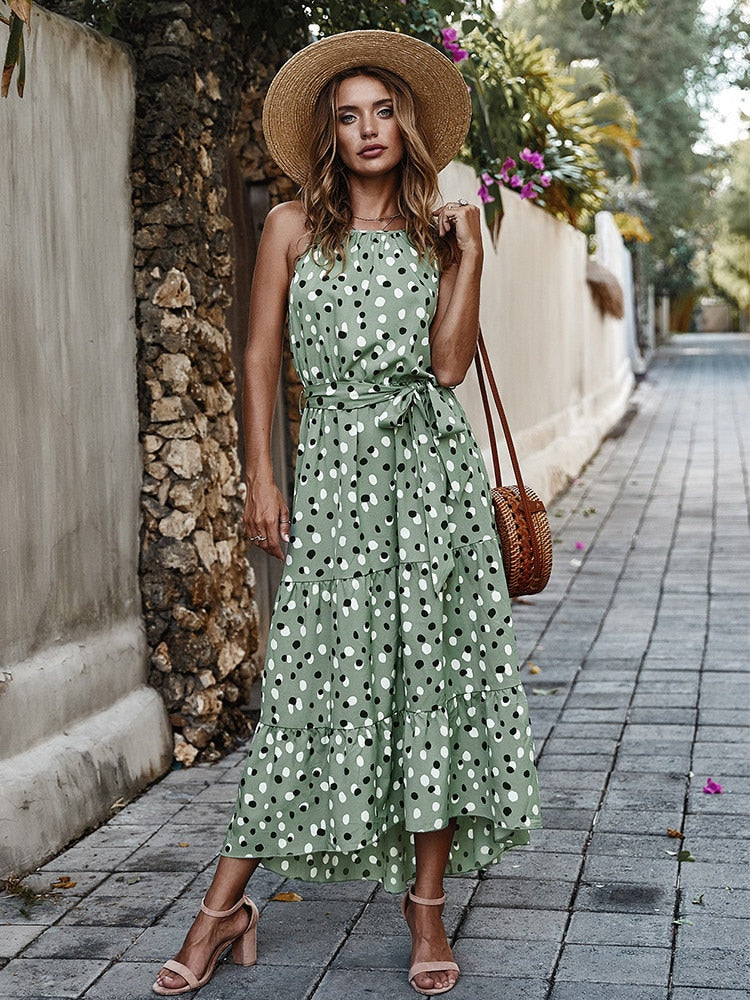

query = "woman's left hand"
[434,199,483,257]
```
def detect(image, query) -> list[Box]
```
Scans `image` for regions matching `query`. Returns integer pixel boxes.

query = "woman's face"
[334,74,405,178]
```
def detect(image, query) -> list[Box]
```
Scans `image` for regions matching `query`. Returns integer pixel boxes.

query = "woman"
[154,29,540,998]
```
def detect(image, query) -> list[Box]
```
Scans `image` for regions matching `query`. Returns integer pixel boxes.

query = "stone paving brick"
[686,837,750,864]
[671,945,750,990]
[585,832,670,858]
[117,845,215,873]
[554,942,671,985]
[472,877,574,911]
[593,809,683,835]
[498,851,582,883]
[459,905,568,941]
[21,923,144,961]
[582,853,678,885]
[0,924,47,959]
[565,910,671,947]
[0,958,108,997]
[452,936,559,980]
[677,861,750,891]
[550,986,666,1000]
[330,931,407,970]
[671,991,750,1000]
[574,882,672,915]
[517,828,588,855]
[683,813,750,841]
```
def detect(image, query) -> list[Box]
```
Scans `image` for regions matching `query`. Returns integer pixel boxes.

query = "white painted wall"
[0,8,171,876]
[441,164,635,501]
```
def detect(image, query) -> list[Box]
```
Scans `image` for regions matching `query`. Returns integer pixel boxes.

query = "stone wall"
[126,4,303,764]
[125,4,253,765]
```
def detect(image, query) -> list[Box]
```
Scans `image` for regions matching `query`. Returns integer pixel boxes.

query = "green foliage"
[500,0,735,295]
[458,26,639,230]
[709,138,750,311]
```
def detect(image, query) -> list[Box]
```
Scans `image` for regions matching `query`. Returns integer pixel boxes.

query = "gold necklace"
[352,213,400,223]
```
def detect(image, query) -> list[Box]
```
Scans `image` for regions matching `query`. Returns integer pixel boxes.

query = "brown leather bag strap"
[474,338,502,485]
[474,328,542,563]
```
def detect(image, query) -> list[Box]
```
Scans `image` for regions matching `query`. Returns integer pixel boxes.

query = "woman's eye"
[378,107,394,118]
[339,113,356,124]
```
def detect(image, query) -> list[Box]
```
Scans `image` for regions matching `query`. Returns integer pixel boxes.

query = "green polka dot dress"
[222,230,541,892]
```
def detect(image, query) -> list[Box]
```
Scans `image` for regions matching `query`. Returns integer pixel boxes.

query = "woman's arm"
[428,203,484,387]
[242,201,307,560]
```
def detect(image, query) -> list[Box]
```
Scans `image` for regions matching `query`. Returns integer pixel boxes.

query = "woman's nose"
[361,117,377,137]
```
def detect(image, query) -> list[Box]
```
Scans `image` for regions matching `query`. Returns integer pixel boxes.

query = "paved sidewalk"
[1,334,748,1000]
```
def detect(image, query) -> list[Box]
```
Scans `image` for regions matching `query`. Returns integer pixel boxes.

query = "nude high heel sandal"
[152,894,259,995]
[401,888,460,996]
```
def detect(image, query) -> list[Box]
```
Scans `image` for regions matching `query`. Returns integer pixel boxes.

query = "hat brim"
[262,30,472,186]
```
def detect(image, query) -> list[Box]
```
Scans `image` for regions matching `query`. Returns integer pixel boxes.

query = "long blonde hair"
[300,66,452,270]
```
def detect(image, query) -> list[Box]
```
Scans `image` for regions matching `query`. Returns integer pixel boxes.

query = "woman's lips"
[358,145,386,158]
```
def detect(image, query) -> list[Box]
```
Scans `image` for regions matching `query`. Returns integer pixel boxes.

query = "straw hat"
[262,30,472,186]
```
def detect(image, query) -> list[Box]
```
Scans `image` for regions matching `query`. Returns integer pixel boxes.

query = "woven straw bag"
[474,331,553,598]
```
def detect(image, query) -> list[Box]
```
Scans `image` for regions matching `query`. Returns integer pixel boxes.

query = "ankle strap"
[408,888,446,906]
[200,894,249,919]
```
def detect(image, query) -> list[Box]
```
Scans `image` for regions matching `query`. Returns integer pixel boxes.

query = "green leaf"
[692,893,704,905]
[677,849,696,863]
[673,918,693,926]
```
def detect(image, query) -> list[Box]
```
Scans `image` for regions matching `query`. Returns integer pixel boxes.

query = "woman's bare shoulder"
[264,200,308,241]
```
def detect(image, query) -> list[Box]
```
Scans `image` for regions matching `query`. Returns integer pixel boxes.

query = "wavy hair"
[300,66,452,271]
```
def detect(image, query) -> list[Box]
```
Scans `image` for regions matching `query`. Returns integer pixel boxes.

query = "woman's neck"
[347,174,401,227]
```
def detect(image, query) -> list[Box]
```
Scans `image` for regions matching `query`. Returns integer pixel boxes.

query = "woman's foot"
[402,889,460,995]
[153,896,256,994]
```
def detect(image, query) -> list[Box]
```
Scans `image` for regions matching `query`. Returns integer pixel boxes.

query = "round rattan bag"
[490,484,554,598]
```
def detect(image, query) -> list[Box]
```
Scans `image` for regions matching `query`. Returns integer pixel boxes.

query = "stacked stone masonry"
[126,3,301,764]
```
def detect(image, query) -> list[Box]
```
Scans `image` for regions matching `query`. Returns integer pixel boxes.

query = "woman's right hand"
[244,478,290,561]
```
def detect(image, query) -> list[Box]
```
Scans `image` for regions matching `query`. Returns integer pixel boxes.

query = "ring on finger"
[458,198,468,206]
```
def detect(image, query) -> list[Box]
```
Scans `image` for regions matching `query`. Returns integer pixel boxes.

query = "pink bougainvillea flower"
[478,182,495,204]
[500,157,516,182]
[439,27,468,63]
[481,171,495,187]
[519,181,538,200]
[520,147,545,171]
[539,172,552,188]
[575,541,586,550]
[510,174,523,189]
[702,779,722,794]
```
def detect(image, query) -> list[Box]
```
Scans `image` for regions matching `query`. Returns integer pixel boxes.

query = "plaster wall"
[442,163,635,502]
[0,9,171,876]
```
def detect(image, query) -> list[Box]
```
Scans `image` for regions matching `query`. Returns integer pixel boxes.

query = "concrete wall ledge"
[1,624,154,754]
[0,685,172,877]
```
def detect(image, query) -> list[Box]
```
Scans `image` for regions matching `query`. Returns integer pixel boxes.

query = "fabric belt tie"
[303,376,458,591]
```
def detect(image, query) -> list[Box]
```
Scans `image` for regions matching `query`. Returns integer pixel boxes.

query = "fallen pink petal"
[702,779,722,794]
[575,541,586,550]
